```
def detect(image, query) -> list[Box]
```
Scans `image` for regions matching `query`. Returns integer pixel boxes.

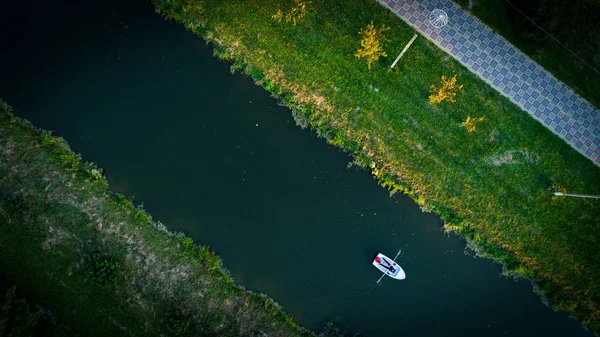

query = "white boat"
[373,253,406,280]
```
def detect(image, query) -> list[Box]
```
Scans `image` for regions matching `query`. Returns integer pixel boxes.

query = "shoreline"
[151,0,600,333]
[0,101,314,336]
[0,0,598,335]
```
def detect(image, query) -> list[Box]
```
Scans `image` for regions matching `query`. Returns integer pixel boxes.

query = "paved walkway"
[378,0,600,167]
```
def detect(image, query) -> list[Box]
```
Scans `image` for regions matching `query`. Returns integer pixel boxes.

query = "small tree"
[428,74,463,103]
[460,116,485,132]
[272,0,307,26]
[355,21,389,69]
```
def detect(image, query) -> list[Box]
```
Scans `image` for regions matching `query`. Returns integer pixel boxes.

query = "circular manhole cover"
[429,9,449,29]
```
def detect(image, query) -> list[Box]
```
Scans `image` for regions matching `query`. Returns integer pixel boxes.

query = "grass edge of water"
[0,101,321,336]
[150,0,600,334]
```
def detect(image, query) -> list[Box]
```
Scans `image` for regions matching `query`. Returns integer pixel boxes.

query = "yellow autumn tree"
[460,116,485,132]
[355,21,389,69]
[428,74,463,103]
[272,0,307,26]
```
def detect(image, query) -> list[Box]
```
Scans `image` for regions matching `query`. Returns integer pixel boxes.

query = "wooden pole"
[390,34,418,69]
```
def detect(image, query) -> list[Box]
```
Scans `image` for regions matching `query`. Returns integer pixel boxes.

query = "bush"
[6,194,24,211]
[168,311,191,336]
[271,0,308,26]
[460,116,485,132]
[85,257,121,288]
[428,74,463,103]
[0,286,38,337]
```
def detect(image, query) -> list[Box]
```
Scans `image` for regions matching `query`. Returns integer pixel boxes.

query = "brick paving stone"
[377,0,600,167]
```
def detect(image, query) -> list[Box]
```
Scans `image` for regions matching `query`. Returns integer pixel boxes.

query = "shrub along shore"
[0,101,315,336]
[151,0,600,333]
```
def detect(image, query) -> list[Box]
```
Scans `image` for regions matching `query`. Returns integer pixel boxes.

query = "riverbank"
[0,101,313,336]
[151,0,600,333]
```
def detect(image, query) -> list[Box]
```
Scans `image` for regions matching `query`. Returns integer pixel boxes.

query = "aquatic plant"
[319,318,362,337]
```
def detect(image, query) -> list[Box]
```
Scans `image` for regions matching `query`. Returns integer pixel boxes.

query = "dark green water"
[0,1,592,336]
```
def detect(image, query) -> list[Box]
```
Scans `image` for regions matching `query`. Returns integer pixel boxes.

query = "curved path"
[378,0,600,167]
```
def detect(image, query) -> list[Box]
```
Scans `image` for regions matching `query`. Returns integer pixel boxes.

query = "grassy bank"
[454,0,600,108]
[151,0,600,333]
[0,101,315,336]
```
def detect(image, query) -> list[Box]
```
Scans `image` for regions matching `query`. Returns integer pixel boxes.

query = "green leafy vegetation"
[272,0,308,26]
[85,256,121,288]
[152,0,600,333]
[167,311,192,336]
[0,286,38,337]
[0,282,80,337]
[6,194,24,211]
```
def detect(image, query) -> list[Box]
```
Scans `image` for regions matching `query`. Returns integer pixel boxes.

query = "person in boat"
[375,257,395,272]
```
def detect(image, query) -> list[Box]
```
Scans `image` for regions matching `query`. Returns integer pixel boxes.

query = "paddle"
[376,249,402,284]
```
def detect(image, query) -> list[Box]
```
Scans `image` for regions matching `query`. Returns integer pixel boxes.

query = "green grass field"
[152,0,600,333]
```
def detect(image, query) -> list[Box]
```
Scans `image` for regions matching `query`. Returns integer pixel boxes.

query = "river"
[0,0,592,336]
